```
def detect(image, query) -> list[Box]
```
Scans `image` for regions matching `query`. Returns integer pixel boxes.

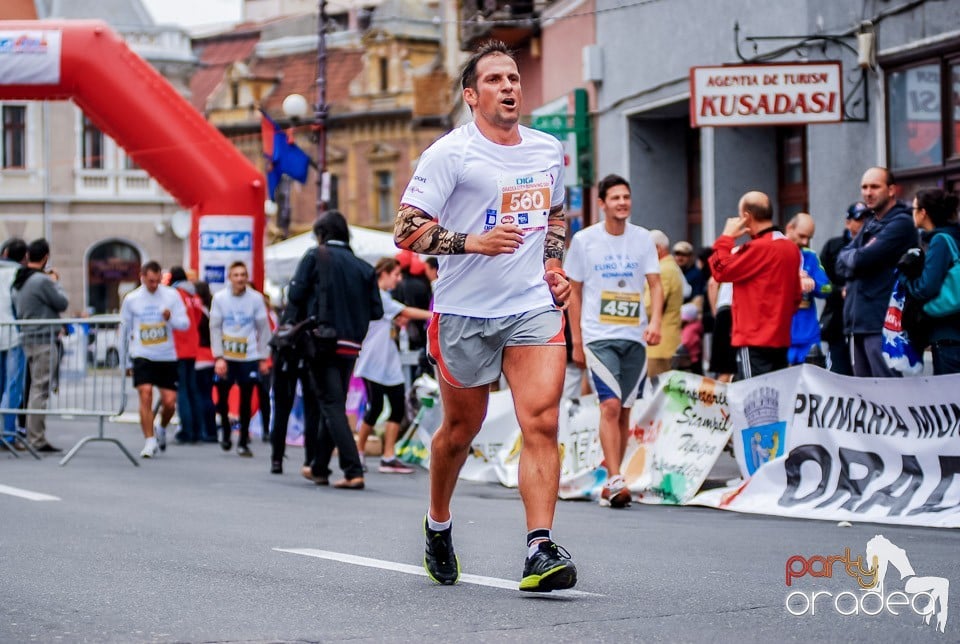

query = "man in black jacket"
[819,202,867,375]
[837,168,917,377]
[287,211,383,488]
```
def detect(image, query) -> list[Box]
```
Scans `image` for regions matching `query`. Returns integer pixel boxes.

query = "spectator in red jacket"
[169,266,206,444]
[709,191,802,379]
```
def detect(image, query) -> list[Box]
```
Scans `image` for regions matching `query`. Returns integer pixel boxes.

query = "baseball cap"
[846,201,868,221]
[672,241,694,255]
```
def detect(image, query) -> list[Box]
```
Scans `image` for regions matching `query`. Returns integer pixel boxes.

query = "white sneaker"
[155,424,167,452]
[140,437,158,459]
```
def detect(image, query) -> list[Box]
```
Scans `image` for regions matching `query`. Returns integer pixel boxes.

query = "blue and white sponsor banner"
[0,30,61,85]
[693,366,960,528]
[198,215,254,293]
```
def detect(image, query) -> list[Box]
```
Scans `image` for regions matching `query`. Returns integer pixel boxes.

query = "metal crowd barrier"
[0,316,133,467]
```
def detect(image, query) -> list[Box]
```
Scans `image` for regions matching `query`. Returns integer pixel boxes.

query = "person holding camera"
[11,239,68,452]
[209,261,272,457]
[898,189,960,375]
[287,211,383,489]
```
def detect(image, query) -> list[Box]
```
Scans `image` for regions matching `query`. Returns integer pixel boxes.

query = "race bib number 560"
[496,173,551,232]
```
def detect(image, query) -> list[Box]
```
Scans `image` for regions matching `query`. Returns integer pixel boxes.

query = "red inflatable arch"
[0,20,265,288]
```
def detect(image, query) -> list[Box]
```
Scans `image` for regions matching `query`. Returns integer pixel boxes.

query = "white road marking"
[0,484,61,501]
[274,547,602,597]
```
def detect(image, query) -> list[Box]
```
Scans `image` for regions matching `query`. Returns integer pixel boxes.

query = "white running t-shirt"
[354,289,407,386]
[564,222,661,344]
[209,288,271,362]
[120,284,190,361]
[400,122,565,317]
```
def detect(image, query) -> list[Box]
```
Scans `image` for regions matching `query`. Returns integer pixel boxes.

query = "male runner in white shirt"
[395,40,575,592]
[209,261,271,457]
[120,261,190,458]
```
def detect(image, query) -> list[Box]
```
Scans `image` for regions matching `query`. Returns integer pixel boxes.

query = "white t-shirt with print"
[400,122,565,318]
[565,222,661,344]
[354,289,406,386]
[121,284,190,361]
[209,288,270,362]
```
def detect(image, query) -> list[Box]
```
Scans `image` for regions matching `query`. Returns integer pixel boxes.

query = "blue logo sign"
[200,231,252,251]
[740,422,786,476]
[485,209,497,227]
[204,265,225,284]
[516,177,534,185]
[518,213,529,225]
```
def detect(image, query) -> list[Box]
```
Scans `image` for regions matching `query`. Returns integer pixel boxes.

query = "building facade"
[0,0,196,313]
[592,0,960,252]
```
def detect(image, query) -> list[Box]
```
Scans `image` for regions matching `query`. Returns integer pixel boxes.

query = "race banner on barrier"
[694,366,960,528]
[396,366,960,528]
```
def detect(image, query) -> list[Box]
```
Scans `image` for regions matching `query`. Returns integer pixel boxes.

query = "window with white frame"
[2,105,26,169]
[81,115,105,170]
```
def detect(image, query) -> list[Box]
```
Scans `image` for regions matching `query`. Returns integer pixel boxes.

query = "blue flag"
[261,111,312,200]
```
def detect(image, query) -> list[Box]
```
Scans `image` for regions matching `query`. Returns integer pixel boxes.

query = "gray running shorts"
[427,305,564,388]
[584,339,647,407]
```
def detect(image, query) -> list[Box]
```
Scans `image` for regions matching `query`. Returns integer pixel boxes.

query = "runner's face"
[229,266,248,292]
[141,270,161,292]
[600,184,631,222]
[380,266,402,290]
[465,53,522,131]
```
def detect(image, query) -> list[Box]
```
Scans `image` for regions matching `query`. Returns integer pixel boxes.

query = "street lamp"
[315,0,329,216]
[273,93,311,237]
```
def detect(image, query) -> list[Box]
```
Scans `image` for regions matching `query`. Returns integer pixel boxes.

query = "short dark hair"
[141,260,162,275]
[916,188,959,228]
[27,238,50,263]
[169,265,188,284]
[3,238,27,263]
[460,40,515,91]
[598,174,630,201]
[314,210,350,244]
[228,260,247,273]
[424,256,439,270]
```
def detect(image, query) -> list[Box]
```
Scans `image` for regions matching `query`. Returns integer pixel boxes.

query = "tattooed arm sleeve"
[394,203,467,255]
[544,203,566,267]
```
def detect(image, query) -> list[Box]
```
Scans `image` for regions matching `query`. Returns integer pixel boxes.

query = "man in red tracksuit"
[709,191,803,380]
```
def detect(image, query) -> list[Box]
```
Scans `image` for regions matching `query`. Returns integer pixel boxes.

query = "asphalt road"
[1,417,958,643]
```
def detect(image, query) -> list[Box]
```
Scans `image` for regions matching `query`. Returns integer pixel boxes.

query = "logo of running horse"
[866,535,949,633]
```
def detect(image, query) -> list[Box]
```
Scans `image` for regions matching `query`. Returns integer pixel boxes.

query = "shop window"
[2,105,25,169]
[685,127,702,248]
[883,44,960,192]
[888,64,942,170]
[777,126,808,224]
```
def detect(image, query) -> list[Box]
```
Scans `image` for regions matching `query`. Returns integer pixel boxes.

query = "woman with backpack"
[899,188,960,375]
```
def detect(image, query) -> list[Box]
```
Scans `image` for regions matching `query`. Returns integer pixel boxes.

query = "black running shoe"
[423,517,460,585]
[519,541,577,592]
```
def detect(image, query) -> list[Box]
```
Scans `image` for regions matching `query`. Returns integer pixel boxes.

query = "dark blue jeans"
[195,366,218,441]
[0,346,25,435]
[175,358,204,442]
[932,341,960,375]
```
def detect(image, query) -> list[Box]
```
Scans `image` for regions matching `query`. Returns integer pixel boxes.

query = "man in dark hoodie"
[837,167,917,377]
[287,211,383,489]
[12,239,69,452]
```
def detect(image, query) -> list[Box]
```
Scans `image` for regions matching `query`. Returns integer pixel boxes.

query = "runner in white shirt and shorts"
[120,261,190,458]
[395,40,576,593]
[565,174,663,509]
